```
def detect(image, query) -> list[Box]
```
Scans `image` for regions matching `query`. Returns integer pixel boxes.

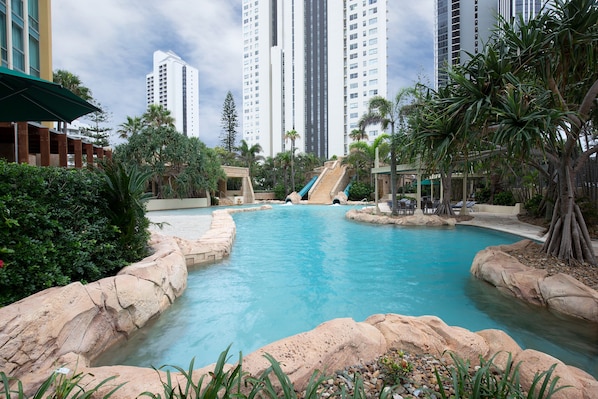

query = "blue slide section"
[343,182,352,197]
[298,176,318,199]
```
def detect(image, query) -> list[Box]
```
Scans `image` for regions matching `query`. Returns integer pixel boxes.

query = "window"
[350,23,357,30]
[349,82,358,89]
[350,43,358,50]
[369,27,377,35]
[368,48,377,55]
[350,53,358,59]
[369,0,377,3]
[350,33,358,40]
[369,7,377,14]
[349,13,357,20]
[349,63,358,69]
[369,17,377,25]
[350,73,358,79]
[350,93,358,99]
[369,37,378,45]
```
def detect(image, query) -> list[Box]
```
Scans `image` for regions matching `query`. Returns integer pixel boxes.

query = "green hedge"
[0,161,150,307]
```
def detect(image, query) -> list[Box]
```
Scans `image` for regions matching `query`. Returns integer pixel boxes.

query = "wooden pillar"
[73,139,83,168]
[95,147,104,163]
[57,133,68,167]
[39,127,50,166]
[17,122,29,164]
[84,143,94,166]
[104,149,112,160]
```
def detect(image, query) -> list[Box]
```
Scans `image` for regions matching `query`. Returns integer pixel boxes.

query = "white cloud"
[51,1,434,148]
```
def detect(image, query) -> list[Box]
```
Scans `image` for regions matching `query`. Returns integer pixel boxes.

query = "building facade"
[242,0,388,159]
[0,0,52,81]
[146,50,199,137]
[434,0,545,89]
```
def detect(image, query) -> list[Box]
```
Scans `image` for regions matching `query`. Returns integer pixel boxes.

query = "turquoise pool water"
[97,205,598,377]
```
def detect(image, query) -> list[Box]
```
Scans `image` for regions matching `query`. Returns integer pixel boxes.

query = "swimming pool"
[96,205,598,377]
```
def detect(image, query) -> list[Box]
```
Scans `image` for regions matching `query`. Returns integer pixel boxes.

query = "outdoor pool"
[96,205,598,377]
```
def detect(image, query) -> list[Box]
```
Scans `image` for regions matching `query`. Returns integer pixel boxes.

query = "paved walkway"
[148,212,213,241]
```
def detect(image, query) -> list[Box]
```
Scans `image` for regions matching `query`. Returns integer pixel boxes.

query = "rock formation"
[471,240,598,323]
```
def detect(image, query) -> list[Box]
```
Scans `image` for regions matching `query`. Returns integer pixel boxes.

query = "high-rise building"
[1,0,53,81]
[242,0,388,159]
[146,50,199,137]
[434,0,545,89]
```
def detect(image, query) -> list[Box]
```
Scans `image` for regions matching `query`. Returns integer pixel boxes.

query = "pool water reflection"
[96,205,598,378]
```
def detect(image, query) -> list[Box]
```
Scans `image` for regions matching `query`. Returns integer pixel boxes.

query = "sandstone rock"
[539,274,598,321]
[365,314,489,363]
[345,209,456,227]
[243,318,386,390]
[472,242,598,322]
[514,349,598,399]
[475,329,522,370]
[0,235,188,390]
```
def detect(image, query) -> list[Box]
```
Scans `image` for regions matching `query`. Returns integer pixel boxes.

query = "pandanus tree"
[447,0,597,265]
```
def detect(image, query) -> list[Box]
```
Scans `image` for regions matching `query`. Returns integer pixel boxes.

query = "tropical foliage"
[114,124,224,200]
[413,0,597,264]
[0,160,151,306]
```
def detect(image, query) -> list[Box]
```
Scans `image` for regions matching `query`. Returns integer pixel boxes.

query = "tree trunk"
[541,161,596,265]
[435,168,455,216]
[390,145,398,216]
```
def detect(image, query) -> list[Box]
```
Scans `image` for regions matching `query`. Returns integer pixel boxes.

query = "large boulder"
[243,318,386,389]
[471,240,598,322]
[346,208,456,226]
[0,234,188,394]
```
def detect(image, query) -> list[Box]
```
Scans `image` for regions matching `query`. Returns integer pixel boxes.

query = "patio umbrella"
[0,66,100,123]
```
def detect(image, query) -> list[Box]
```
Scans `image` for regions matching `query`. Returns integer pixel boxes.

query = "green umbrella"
[0,66,99,123]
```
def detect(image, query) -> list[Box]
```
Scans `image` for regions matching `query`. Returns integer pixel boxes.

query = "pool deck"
[148,204,598,254]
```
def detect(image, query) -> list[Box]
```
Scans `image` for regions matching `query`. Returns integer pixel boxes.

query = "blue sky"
[52,1,434,148]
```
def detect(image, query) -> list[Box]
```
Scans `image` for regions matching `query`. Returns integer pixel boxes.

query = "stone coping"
[0,205,596,398]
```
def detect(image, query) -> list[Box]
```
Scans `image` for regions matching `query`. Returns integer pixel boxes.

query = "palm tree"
[349,128,369,142]
[117,116,142,139]
[275,151,293,196]
[360,89,415,215]
[142,104,175,129]
[236,139,264,179]
[53,69,92,101]
[284,129,301,192]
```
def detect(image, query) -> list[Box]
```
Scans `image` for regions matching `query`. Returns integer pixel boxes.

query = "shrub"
[476,187,492,204]
[274,183,287,200]
[348,181,373,201]
[524,194,544,217]
[494,191,516,206]
[0,161,151,306]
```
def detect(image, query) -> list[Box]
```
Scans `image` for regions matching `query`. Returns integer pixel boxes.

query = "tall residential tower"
[146,50,199,137]
[434,0,545,89]
[242,0,388,159]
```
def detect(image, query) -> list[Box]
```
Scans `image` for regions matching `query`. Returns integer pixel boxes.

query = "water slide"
[308,161,346,204]
[298,176,318,199]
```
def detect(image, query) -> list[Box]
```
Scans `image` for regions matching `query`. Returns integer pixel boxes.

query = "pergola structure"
[0,121,111,168]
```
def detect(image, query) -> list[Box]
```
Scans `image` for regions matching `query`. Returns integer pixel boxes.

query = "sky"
[51,1,435,148]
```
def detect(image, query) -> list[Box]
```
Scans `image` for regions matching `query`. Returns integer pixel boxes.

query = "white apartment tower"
[146,50,199,137]
[242,0,388,159]
[434,0,545,89]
